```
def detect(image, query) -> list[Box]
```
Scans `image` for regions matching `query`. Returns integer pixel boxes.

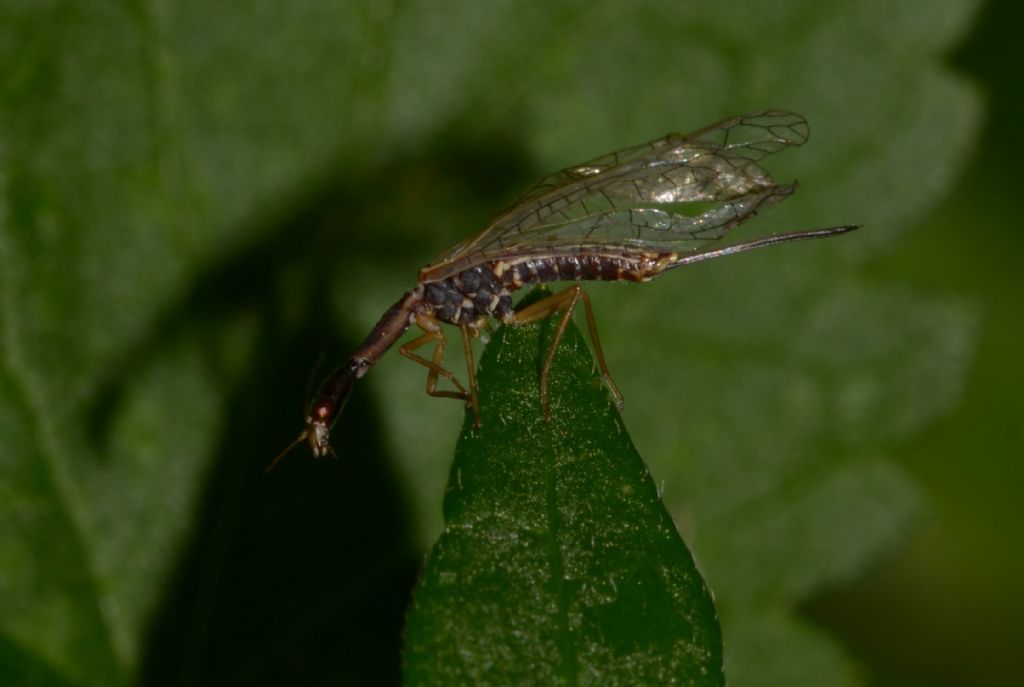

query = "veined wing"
[475,182,798,258]
[428,110,809,275]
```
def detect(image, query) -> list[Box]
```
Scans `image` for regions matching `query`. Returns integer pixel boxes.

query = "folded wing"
[428,111,810,277]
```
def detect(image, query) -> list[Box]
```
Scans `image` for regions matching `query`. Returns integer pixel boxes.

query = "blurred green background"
[0,0,1020,685]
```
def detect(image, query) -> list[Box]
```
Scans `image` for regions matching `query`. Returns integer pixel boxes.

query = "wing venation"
[428,110,810,276]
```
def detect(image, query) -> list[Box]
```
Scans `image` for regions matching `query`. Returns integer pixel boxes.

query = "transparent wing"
[504,182,797,255]
[431,110,809,271]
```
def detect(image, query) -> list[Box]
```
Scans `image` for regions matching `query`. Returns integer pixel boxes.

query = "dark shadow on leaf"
[137,318,420,686]
[125,170,425,682]
[83,121,539,685]
[85,121,534,454]
[84,172,363,454]
[0,637,80,687]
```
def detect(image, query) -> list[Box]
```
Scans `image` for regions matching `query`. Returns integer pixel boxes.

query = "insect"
[272,110,858,467]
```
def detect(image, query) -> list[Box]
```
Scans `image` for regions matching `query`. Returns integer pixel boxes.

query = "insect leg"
[459,323,481,427]
[398,326,469,401]
[509,285,624,418]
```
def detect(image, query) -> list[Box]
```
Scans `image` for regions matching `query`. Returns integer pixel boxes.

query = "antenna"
[265,353,326,475]
[265,429,309,475]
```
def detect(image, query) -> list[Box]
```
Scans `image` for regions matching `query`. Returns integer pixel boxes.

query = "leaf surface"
[404,293,722,685]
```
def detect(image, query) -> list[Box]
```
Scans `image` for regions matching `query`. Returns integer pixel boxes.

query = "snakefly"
[271,110,858,468]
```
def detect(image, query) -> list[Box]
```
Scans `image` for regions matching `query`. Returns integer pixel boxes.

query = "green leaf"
[0,1,983,685]
[403,291,722,685]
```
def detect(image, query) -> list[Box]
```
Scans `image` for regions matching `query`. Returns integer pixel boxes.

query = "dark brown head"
[304,395,340,458]
[266,359,365,472]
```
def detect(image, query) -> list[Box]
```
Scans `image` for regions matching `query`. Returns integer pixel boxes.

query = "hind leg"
[508,285,623,418]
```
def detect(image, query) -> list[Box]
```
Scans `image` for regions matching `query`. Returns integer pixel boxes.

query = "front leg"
[398,321,468,401]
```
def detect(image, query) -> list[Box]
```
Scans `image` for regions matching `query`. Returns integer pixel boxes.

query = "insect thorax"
[421,266,514,326]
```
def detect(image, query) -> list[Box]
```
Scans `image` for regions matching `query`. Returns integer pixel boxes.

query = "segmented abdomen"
[492,252,675,288]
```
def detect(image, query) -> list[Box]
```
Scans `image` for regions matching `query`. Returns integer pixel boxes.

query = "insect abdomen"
[494,253,674,288]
